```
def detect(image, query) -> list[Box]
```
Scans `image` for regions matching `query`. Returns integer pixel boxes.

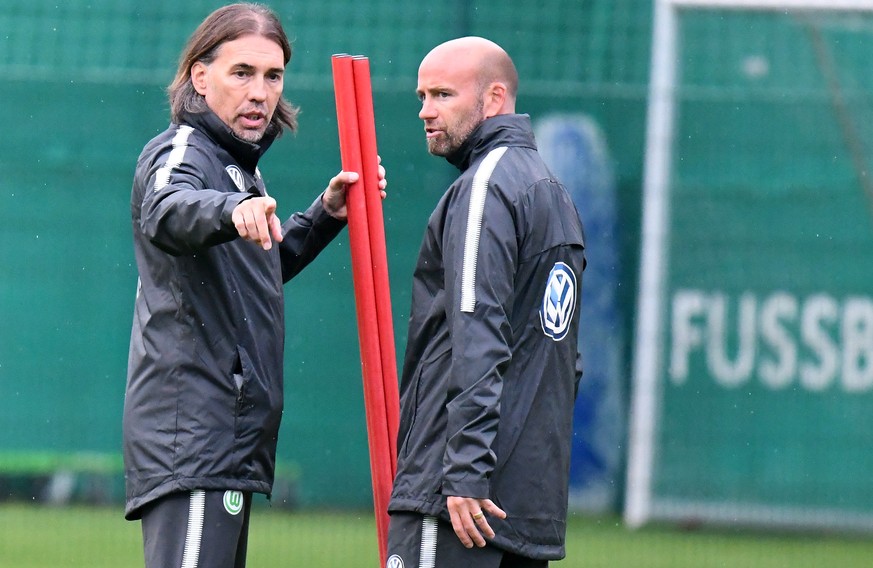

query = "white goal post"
[625,0,873,529]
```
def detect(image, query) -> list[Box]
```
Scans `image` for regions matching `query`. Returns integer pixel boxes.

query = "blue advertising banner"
[537,115,625,513]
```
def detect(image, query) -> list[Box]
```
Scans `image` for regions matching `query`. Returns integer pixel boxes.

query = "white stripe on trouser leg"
[419,515,437,568]
[180,490,205,568]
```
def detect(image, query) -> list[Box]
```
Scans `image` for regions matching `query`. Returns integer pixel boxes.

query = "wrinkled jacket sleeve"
[139,144,251,256]
[442,178,517,499]
[278,194,347,283]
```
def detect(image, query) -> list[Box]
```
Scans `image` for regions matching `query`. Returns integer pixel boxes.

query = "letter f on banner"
[670,290,707,384]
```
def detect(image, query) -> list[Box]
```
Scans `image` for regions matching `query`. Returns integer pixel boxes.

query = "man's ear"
[191,62,208,96]
[483,82,508,118]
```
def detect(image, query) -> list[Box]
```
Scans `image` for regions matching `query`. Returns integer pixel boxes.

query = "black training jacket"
[123,109,345,520]
[388,114,586,559]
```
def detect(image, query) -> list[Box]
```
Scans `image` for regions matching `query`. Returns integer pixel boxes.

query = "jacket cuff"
[221,192,256,227]
[310,192,347,228]
[441,478,491,500]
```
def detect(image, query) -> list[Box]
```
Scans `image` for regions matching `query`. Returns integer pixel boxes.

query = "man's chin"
[234,127,266,143]
[426,140,450,157]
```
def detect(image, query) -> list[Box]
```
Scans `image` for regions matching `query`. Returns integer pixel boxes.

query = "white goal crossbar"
[672,0,873,8]
[625,0,873,529]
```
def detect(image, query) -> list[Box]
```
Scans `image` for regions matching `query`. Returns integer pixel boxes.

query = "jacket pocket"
[398,345,451,459]
[232,345,278,446]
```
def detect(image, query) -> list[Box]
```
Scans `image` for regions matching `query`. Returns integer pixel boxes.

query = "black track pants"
[140,489,252,568]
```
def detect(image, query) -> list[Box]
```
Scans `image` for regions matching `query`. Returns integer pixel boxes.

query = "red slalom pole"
[352,56,400,470]
[331,53,395,567]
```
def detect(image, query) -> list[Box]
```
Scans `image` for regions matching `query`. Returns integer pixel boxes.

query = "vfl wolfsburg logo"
[386,555,404,568]
[223,490,244,515]
[225,165,245,191]
[540,262,577,341]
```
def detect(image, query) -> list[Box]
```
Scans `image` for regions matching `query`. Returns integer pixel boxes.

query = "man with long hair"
[122,4,385,567]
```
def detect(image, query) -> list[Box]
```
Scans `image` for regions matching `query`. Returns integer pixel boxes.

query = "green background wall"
[0,0,650,507]
[631,7,873,528]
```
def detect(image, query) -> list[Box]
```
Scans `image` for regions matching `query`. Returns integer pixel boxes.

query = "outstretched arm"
[231,157,386,248]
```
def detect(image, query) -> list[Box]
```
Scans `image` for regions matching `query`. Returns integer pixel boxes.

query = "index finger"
[268,212,284,244]
[242,199,274,250]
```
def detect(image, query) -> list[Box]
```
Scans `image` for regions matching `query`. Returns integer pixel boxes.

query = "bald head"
[420,37,518,111]
[416,37,518,156]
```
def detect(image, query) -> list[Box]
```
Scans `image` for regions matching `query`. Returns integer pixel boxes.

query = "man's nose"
[419,97,437,120]
[249,76,267,102]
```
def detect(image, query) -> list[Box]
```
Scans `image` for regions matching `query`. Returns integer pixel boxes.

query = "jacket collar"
[446,113,537,172]
[180,109,278,173]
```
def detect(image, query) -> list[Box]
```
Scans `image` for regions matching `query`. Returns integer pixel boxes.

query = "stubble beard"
[232,105,272,143]
[427,100,484,157]
[233,123,267,144]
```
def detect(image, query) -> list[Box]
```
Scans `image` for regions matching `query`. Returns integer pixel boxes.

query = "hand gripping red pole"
[331,54,398,567]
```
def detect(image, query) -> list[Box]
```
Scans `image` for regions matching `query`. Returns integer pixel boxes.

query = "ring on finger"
[472,511,484,520]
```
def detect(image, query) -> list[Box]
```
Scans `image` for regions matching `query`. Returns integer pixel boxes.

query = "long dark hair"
[167,3,299,135]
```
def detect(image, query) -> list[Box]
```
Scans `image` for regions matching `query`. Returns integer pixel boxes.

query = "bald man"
[386,37,587,567]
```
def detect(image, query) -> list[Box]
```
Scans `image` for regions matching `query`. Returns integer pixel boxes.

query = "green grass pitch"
[1,504,872,567]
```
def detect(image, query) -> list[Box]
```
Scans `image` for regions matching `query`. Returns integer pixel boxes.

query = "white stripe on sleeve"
[154,125,194,192]
[460,146,508,313]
